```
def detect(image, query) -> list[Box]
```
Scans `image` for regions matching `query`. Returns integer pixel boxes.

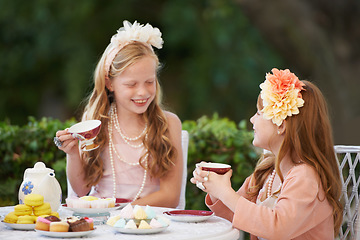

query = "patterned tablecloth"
[0,205,240,240]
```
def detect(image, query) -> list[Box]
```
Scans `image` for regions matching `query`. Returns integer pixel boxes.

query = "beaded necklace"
[112,105,147,148]
[267,169,276,198]
[108,104,148,201]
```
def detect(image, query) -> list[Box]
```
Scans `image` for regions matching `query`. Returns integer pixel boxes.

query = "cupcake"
[68,218,90,232]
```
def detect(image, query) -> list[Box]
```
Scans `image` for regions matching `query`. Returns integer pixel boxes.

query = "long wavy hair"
[80,42,176,189]
[248,80,342,236]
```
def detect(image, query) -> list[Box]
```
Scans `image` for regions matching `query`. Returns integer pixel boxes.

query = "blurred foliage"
[0,0,283,126]
[182,113,259,210]
[0,115,259,212]
[0,117,76,206]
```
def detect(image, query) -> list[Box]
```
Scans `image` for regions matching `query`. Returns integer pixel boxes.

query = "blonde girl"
[55,21,183,208]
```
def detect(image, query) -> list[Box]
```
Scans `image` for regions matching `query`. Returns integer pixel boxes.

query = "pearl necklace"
[108,104,148,201]
[267,169,276,198]
[112,105,147,148]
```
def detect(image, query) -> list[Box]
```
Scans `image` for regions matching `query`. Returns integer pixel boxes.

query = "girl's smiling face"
[111,56,157,116]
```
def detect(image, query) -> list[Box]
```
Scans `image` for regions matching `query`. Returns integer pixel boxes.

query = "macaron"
[33,202,52,216]
[17,215,35,224]
[14,204,33,216]
[3,212,18,223]
[24,193,44,207]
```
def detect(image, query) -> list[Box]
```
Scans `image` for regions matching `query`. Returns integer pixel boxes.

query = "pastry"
[68,218,90,232]
[24,193,44,207]
[33,202,52,216]
[50,221,69,232]
[134,207,147,220]
[3,212,18,223]
[14,204,33,216]
[17,215,35,224]
[138,220,151,229]
[84,217,94,230]
[149,218,163,228]
[45,215,61,222]
[35,217,51,231]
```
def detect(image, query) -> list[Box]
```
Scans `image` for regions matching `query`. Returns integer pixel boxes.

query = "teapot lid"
[27,162,54,173]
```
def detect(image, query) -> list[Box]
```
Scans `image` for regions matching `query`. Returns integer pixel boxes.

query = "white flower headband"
[260,68,305,126]
[104,20,164,80]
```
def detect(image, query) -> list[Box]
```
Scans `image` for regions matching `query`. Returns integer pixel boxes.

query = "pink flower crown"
[260,68,305,126]
[104,20,164,80]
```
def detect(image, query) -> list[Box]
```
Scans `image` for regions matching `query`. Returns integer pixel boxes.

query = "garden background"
[1,0,359,212]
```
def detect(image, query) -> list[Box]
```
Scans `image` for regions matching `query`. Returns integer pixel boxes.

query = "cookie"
[14,204,33,216]
[33,202,52,216]
[3,212,18,223]
[24,193,44,207]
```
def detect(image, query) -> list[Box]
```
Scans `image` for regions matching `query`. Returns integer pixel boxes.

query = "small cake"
[149,218,163,228]
[17,215,35,224]
[3,212,18,223]
[134,207,147,220]
[14,204,33,216]
[138,220,151,229]
[33,202,52,216]
[124,219,137,229]
[35,217,51,231]
[105,198,116,207]
[50,221,69,232]
[84,217,94,230]
[24,193,44,207]
[106,215,121,226]
[79,196,98,201]
[113,218,126,228]
[68,218,90,232]
[45,215,61,223]
[120,203,134,218]
[145,205,156,219]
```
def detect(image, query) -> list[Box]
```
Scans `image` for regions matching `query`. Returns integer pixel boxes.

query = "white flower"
[110,20,163,49]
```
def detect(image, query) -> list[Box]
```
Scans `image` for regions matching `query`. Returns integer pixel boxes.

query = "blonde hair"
[249,80,342,236]
[81,42,176,188]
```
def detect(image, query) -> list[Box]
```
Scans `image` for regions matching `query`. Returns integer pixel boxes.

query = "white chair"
[67,130,189,210]
[335,145,360,240]
[176,130,189,209]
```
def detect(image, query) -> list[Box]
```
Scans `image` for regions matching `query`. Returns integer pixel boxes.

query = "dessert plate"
[163,210,214,222]
[2,221,35,230]
[113,226,168,234]
[62,198,131,214]
[35,229,95,238]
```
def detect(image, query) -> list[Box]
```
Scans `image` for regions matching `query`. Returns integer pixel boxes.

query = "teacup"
[196,162,231,175]
[68,120,102,151]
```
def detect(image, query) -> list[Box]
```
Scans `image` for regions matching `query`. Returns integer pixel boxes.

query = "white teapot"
[18,162,62,211]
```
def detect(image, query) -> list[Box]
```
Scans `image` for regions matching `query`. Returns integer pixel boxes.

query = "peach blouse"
[206,164,335,240]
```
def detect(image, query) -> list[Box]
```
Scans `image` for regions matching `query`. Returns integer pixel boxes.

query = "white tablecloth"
[0,206,240,240]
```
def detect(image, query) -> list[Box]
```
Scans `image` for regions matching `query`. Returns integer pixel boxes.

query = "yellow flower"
[260,68,305,126]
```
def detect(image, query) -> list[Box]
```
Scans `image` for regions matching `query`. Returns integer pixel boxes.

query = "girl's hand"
[54,129,79,155]
[190,164,233,201]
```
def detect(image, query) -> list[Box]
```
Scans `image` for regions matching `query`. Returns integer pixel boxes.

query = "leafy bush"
[0,115,259,211]
[0,117,76,206]
[182,113,259,210]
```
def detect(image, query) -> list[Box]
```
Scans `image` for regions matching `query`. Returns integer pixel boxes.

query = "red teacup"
[68,120,101,151]
[196,162,231,175]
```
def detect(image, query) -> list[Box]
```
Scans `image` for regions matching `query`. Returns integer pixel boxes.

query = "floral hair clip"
[260,68,305,126]
[104,20,164,80]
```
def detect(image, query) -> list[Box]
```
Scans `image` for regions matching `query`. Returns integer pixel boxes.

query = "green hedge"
[0,114,259,210]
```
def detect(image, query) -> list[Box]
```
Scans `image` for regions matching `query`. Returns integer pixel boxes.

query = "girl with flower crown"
[55,20,183,207]
[191,68,342,239]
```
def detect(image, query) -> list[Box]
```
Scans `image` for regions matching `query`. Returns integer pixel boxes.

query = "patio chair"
[335,145,360,240]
